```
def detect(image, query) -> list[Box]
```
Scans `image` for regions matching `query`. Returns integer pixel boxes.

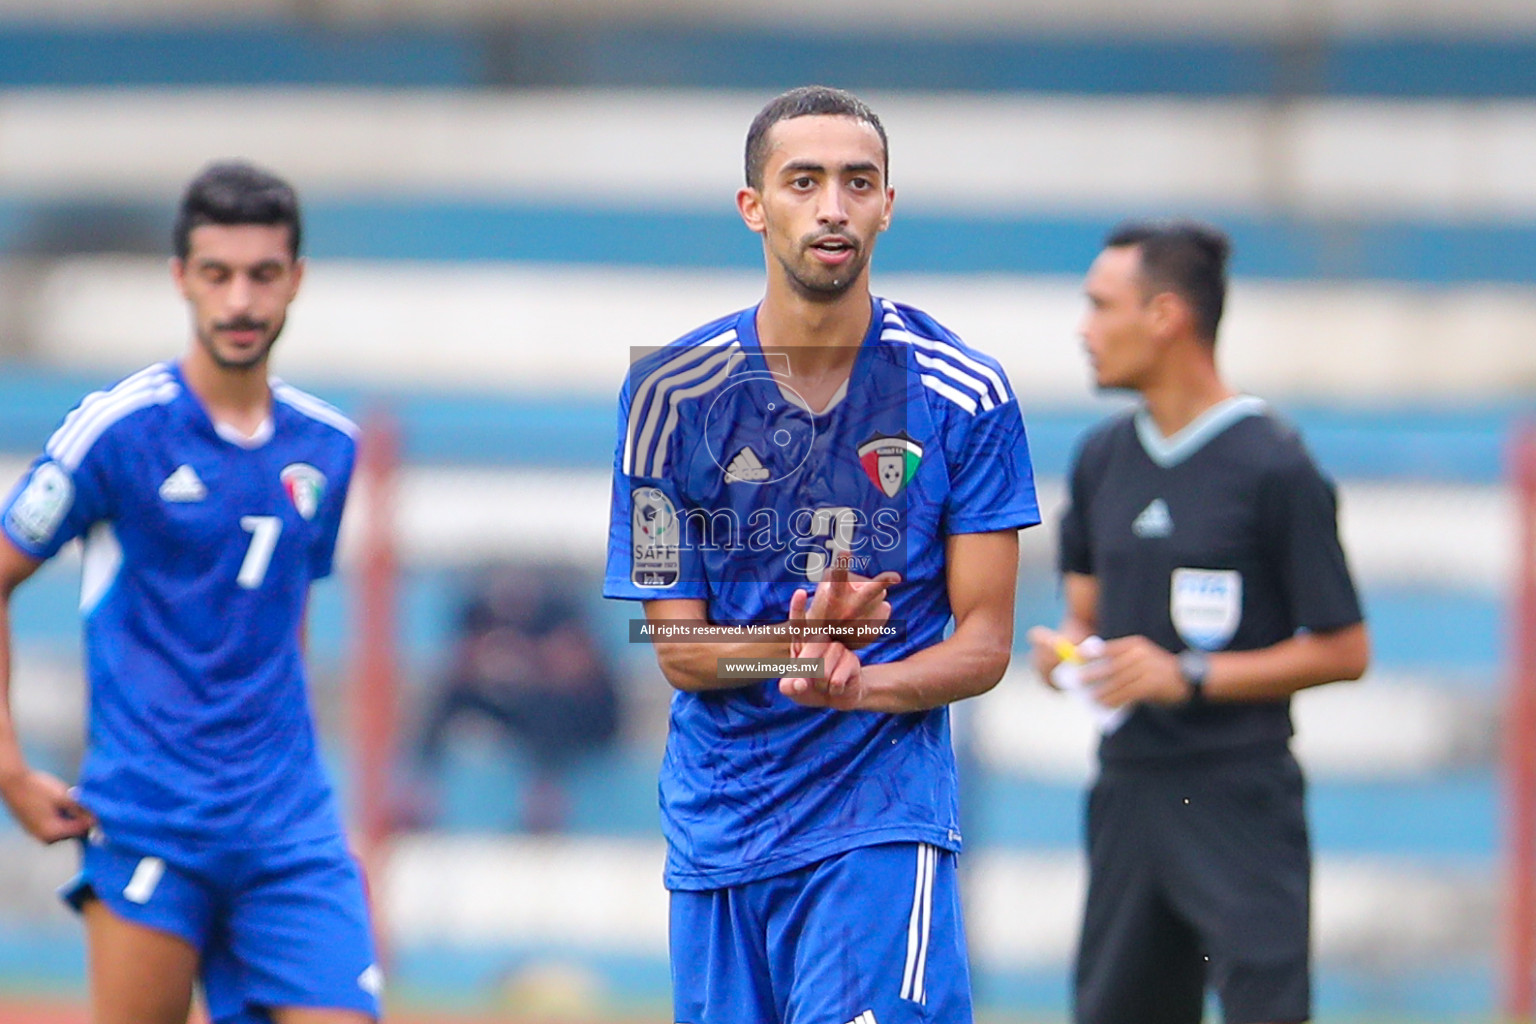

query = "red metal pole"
[1504,424,1536,1022]
[351,410,400,964]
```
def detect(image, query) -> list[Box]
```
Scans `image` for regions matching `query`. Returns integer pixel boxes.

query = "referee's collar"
[1134,394,1267,468]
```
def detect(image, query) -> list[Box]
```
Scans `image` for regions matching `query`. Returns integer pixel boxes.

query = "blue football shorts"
[63,831,381,1023]
[670,841,972,1024]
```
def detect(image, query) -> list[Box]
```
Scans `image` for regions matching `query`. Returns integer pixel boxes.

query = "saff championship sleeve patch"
[631,486,681,588]
[5,462,75,548]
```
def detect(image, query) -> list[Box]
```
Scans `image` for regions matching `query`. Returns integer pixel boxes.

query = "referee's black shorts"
[1074,747,1311,1024]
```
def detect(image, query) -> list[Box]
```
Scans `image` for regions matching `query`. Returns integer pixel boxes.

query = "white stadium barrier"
[2,90,1536,217]
[382,835,1490,970]
[20,258,1536,402]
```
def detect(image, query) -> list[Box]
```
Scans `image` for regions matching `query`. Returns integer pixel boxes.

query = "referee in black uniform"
[1029,220,1370,1024]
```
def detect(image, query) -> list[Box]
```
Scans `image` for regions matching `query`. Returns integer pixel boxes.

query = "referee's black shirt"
[1058,398,1364,763]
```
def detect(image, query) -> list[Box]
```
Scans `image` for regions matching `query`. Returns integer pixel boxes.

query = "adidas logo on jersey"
[844,1011,879,1024]
[158,465,207,502]
[724,446,770,483]
[1132,498,1173,538]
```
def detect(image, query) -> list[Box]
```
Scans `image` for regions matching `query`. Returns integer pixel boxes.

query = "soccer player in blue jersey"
[605,86,1041,1024]
[0,163,379,1024]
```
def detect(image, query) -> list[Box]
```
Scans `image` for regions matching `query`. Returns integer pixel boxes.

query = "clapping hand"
[804,553,900,650]
[780,586,866,711]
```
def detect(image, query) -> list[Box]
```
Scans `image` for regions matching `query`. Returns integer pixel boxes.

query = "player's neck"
[1138,350,1234,439]
[180,349,273,439]
[756,284,871,368]
[755,287,871,413]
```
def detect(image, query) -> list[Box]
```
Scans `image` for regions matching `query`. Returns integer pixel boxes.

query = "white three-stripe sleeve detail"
[910,350,996,411]
[273,382,359,437]
[920,374,978,415]
[45,364,162,465]
[633,340,738,476]
[645,349,746,478]
[623,332,738,473]
[50,363,164,434]
[46,369,177,470]
[883,327,1008,408]
[45,363,163,452]
[623,333,738,476]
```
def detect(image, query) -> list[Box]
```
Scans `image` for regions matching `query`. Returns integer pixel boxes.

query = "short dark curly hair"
[744,85,888,190]
[173,160,301,261]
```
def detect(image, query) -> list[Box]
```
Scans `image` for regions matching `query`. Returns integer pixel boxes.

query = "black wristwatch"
[1178,649,1210,705]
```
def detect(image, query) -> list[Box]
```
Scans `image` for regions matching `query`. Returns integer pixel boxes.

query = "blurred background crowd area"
[0,0,1531,1020]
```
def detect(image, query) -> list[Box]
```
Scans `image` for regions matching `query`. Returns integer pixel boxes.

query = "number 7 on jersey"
[238,515,283,589]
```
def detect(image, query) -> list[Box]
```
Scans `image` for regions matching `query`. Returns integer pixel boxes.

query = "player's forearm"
[0,712,26,790]
[857,626,1012,713]
[653,629,798,692]
[0,611,28,787]
[855,530,1018,712]
[1205,623,1370,702]
[0,546,41,782]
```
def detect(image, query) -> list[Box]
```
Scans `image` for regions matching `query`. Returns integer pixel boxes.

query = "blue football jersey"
[604,297,1040,889]
[1,361,356,857]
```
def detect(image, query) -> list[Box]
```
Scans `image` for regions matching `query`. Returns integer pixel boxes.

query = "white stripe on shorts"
[122,856,165,905]
[900,843,937,1005]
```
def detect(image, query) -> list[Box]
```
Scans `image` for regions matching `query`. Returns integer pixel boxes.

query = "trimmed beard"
[196,316,285,371]
[776,246,870,302]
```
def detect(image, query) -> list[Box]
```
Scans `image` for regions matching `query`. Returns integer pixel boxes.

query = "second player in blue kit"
[0,163,379,1024]
[605,86,1040,1024]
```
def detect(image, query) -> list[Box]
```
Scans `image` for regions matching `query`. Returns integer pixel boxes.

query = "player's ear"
[289,256,306,295]
[1146,290,1184,341]
[737,186,767,235]
[169,257,189,297]
[877,185,895,233]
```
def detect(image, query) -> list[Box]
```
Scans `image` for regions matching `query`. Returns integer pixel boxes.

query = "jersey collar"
[1134,394,1267,468]
[170,359,277,450]
[736,296,883,416]
[214,417,275,448]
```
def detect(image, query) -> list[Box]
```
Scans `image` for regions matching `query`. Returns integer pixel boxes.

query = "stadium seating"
[0,4,1527,1018]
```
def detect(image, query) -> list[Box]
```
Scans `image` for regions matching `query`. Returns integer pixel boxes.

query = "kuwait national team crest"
[280,463,326,521]
[858,432,923,498]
